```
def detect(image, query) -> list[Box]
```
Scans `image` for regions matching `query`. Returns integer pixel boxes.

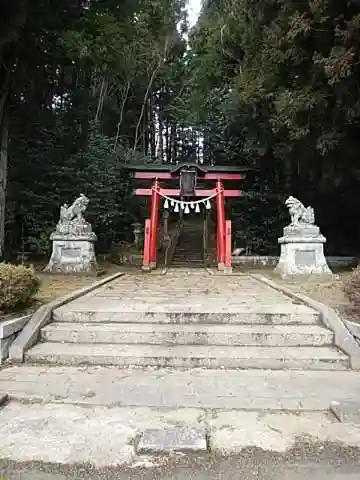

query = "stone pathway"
[0,268,359,467]
[1,365,360,410]
[1,401,360,467]
[24,269,347,370]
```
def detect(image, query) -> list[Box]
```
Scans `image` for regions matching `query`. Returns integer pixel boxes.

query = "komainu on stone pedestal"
[274,196,332,277]
[45,194,98,274]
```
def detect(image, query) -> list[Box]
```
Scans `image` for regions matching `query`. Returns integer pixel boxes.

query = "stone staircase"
[171,218,204,267]
[25,271,349,371]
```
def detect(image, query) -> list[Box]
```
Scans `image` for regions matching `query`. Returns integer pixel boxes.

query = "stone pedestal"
[274,225,332,277]
[45,194,98,275]
[45,232,97,274]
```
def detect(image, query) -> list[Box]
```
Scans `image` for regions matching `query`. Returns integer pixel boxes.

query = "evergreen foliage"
[1,0,360,256]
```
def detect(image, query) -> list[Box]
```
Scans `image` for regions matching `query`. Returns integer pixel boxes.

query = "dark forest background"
[1,0,360,259]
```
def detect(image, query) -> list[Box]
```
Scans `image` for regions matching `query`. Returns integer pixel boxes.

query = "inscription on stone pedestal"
[295,250,316,267]
[61,248,81,258]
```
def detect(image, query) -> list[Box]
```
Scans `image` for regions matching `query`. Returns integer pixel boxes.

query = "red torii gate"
[125,163,250,271]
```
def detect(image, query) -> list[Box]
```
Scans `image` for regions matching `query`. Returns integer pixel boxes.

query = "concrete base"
[223,266,233,274]
[0,336,14,364]
[141,265,151,272]
[45,235,97,274]
[218,262,225,271]
[0,315,31,364]
[274,225,332,278]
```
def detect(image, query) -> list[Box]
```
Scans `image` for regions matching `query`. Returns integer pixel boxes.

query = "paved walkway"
[0,269,359,468]
[1,365,360,410]
[54,269,317,314]
[1,400,360,467]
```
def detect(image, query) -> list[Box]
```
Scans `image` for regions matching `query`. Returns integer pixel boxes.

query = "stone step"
[171,262,204,266]
[172,256,202,260]
[41,323,334,346]
[173,253,202,257]
[171,264,204,268]
[52,308,319,325]
[172,252,202,255]
[26,343,348,370]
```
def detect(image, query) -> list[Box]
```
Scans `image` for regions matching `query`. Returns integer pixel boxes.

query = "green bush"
[0,263,40,312]
[343,266,360,317]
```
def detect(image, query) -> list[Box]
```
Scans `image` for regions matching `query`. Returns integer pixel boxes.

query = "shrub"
[343,266,360,317]
[0,263,40,312]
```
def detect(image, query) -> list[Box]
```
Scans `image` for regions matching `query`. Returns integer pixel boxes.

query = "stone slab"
[0,402,135,466]
[1,365,360,411]
[210,410,360,454]
[137,427,207,453]
[2,403,360,467]
[330,401,360,424]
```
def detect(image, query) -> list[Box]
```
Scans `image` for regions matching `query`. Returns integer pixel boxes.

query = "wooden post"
[142,219,151,271]
[216,179,225,270]
[224,220,232,274]
[150,179,160,268]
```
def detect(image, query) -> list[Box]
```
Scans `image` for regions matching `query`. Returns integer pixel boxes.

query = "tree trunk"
[165,118,170,163]
[158,98,164,162]
[0,96,8,258]
[95,76,108,123]
[133,61,162,151]
[113,81,130,151]
[133,39,169,151]
[170,121,176,164]
[149,95,156,158]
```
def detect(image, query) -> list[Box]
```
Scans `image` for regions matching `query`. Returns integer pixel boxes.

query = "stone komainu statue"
[59,193,89,224]
[284,196,315,225]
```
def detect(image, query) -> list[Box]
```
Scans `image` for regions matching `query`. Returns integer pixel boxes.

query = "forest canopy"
[1,0,360,257]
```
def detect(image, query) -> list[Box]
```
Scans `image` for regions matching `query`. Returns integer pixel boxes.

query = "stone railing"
[1,315,31,364]
[164,219,183,267]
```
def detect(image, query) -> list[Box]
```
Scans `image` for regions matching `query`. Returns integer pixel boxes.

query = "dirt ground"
[35,263,115,303]
[1,443,360,480]
[0,263,139,322]
[270,272,351,318]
